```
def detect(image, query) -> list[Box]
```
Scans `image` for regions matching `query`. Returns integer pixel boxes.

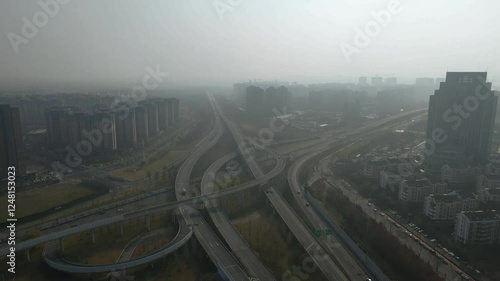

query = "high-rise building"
[166,99,174,127]
[0,105,24,179]
[45,107,73,148]
[358,77,368,84]
[425,72,498,168]
[172,98,180,122]
[93,109,117,152]
[385,77,397,85]
[135,105,149,143]
[371,77,383,86]
[246,86,265,114]
[115,105,137,148]
[416,77,435,86]
[145,103,159,137]
[276,86,289,113]
[156,99,169,131]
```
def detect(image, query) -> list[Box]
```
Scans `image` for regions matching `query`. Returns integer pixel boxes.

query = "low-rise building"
[362,158,400,179]
[380,169,424,192]
[477,174,500,190]
[479,188,500,203]
[476,174,500,202]
[441,164,484,188]
[454,210,500,245]
[423,191,480,220]
[398,178,447,202]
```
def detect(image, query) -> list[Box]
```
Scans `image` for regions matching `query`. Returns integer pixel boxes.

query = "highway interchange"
[1,93,428,280]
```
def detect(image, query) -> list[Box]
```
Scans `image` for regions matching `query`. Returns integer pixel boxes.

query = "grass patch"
[62,213,171,264]
[111,150,187,181]
[272,139,318,154]
[233,209,327,280]
[0,181,94,222]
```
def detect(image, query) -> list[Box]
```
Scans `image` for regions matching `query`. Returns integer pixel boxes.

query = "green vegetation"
[111,150,185,181]
[311,182,443,281]
[0,181,101,222]
[233,209,327,280]
[63,213,172,264]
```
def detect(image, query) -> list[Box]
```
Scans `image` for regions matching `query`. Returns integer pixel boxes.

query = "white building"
[423,191,480,220]
[476,174,500,202]
[454,210,500,245]
[398,178,447,202]
[441,164,484,187]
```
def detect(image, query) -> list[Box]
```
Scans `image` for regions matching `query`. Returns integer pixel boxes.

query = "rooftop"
[486,188,500,196]
[483,174,500,181]
[430,194,461,203]
[405,178,431,187]
[462,210,500,222]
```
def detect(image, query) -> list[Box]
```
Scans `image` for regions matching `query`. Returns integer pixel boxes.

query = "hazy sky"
[1,0,499,91]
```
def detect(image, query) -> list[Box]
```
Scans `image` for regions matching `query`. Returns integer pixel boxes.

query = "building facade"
[454,211,500,245]
[398,178,447,202]
[0,105,24,179]
[426,72,498,169]
[423,191,480,220]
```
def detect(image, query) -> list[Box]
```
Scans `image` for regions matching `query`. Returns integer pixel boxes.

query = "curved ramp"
[43,219,192,273]
[202,153,277,281]
[174,94,250,281]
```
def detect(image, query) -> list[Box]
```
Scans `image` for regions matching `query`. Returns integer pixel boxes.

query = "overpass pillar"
[145,215,151,231]
[120,222,124,237]
[59,239,65,252]
[91,229,96,244]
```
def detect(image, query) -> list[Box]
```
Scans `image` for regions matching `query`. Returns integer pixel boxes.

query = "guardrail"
[43,222,192,273]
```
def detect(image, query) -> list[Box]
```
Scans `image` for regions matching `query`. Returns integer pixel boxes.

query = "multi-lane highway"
[214,95,427,281]
[1,91,427,279]
[174,94,251,281]
[0,144,285,257]
[288,153,372,281]
[202,153,277,281]
[213,96,350,281]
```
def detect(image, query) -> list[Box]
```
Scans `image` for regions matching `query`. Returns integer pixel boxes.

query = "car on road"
[306,203,310,207]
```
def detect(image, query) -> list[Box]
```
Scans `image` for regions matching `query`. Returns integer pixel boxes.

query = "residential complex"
[423,191,480,220]
[398,178,447,202]
[45,98,180,153]
[454,210,500,245]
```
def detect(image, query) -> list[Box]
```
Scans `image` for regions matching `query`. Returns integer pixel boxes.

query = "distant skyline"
[1,0,499,91]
